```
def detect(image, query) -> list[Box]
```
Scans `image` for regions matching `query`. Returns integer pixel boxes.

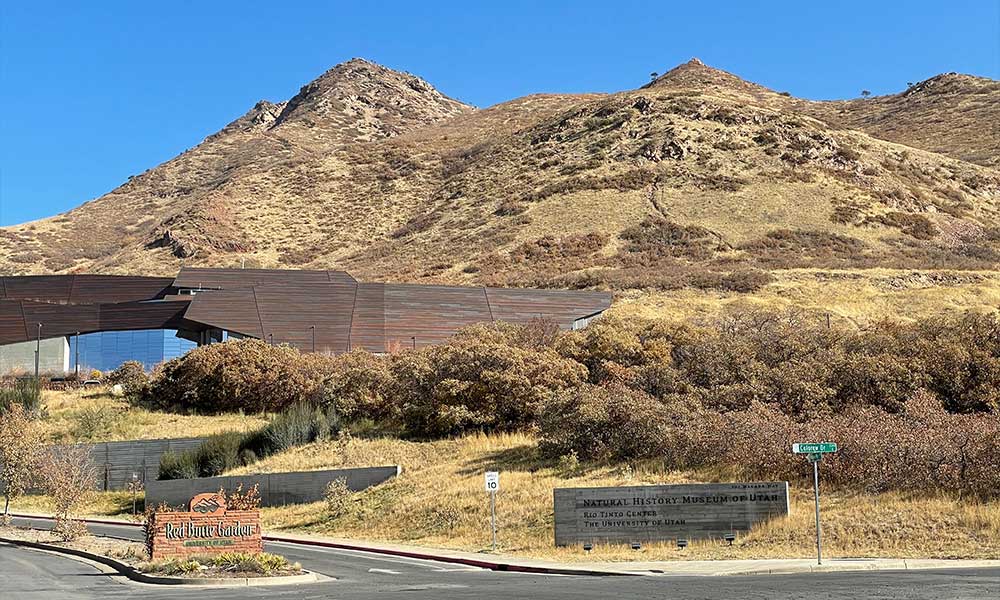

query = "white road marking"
[368,568,402,575]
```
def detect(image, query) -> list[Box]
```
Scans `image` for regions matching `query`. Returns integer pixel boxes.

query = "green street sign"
[792,442,838,454]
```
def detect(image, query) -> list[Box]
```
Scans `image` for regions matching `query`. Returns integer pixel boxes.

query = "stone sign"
[147,492,262,560]
[553,481,789,546]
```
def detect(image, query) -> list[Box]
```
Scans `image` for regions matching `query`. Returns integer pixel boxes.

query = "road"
[4,517,999,599]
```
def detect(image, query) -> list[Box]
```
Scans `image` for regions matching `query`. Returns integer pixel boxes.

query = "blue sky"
[1,1,998,226]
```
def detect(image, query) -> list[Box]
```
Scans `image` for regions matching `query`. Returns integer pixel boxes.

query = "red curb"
[11,513,625,577]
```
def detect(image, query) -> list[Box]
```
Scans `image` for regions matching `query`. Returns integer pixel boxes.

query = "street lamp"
[310,326,316,353]
[411,336,416,350]
[34,323,42,382]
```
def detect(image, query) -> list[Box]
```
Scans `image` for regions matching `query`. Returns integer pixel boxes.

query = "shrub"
[36,445,98,540]
[157,450,200,480]
[0,403,44,518]
[393,336,586,438]
[206,552,292,574]
[713,394,1000,498]
[158,431,243,479]
[539,383,662,461]
[241,403,340,459]
[72,404,126,440]
[324,477,353,518]
[158,405,339,479]
[0,379,41,414]
[144,339,333,414]
[106,361,149,399]
[539,383,701,462]
[315,351,396,423]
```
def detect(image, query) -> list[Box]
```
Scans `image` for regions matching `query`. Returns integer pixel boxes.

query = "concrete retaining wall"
[1,436,210,494]
[0,338,69,375]
[145,466,402,508]
[84,437,210,490]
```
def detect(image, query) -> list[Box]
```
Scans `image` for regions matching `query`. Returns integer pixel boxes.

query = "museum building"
[0,267,611,374]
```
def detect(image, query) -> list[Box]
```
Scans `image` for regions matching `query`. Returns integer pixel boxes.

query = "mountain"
[3,58,999,321]
[801,72,1000,168]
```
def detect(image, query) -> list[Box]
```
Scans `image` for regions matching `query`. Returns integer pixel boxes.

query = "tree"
[649,72,659,80]
[37,444,97,539]
[861,89,872,98]
[0,403,44,523]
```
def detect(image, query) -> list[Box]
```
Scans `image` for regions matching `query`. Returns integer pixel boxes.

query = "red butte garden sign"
[148,492,262,560]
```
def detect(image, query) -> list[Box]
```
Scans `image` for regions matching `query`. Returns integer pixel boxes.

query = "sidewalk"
[12,512,1000,577]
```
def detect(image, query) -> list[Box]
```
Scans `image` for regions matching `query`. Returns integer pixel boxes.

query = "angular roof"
[0,268,612,352]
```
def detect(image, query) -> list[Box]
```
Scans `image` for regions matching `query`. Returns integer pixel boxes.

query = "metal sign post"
[793,443,838,566]
[484,471,499,551]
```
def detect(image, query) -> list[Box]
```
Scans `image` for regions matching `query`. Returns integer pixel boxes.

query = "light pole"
[34,323,42,382]
[411,336,416,350]
[310,326,316,353]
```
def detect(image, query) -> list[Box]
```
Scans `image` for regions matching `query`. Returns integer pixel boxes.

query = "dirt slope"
[2,57,998,322]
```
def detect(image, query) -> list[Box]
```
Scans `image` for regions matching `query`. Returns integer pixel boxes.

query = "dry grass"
[38,388,267,443]
[9,490,144,519]
[11,431,999,560]
[228,433,1000,561]
[609,268,1000,326]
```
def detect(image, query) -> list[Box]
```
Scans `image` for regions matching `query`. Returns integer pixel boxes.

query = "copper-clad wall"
[183,289,264,338]
[255,281,356,353]
[485,287,612,328]
[0,302,28,343]
[174,267,355,290]
[1,276,74,302]
[0,275,173,304]
[2,269,613,354]
[384,284,495,350]
[348,283,386,353]
[20,301,100,338]
[0,299,190,345]
[69,276,174,304]
[98,301,189,333]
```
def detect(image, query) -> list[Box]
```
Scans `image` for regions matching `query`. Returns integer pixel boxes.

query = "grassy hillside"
[37,388,266,443]
[12,385,1000,561]
[15,430,999,561]
[2,59,998,324]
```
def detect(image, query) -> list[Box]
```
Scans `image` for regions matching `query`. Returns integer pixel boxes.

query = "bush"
[158,404,339,479]
[158,431,244,479]
[712,393,1000,498]
[72,404,126,440]
[241,403,340,459]
[540,383,672,461]
[144,339,333,414]
[106,361,149,399]
[324,477,353,518]
[539,383,706,463]
[0,379,41,414]
[37,445,98,540]
[393,335,586,438]
[314,351,396,424]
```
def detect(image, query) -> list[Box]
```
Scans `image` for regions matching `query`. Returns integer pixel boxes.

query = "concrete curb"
[0,535,319,587]
[12,513,1000,578]
[264,533,633,577]
[10,513,628,577]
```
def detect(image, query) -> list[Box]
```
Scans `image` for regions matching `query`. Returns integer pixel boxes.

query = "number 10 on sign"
[485,472,499,551]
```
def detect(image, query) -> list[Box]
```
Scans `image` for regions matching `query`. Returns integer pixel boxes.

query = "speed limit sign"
[484,471,500,492]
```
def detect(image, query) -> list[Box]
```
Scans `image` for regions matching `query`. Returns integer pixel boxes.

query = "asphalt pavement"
[3,517,999,599]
